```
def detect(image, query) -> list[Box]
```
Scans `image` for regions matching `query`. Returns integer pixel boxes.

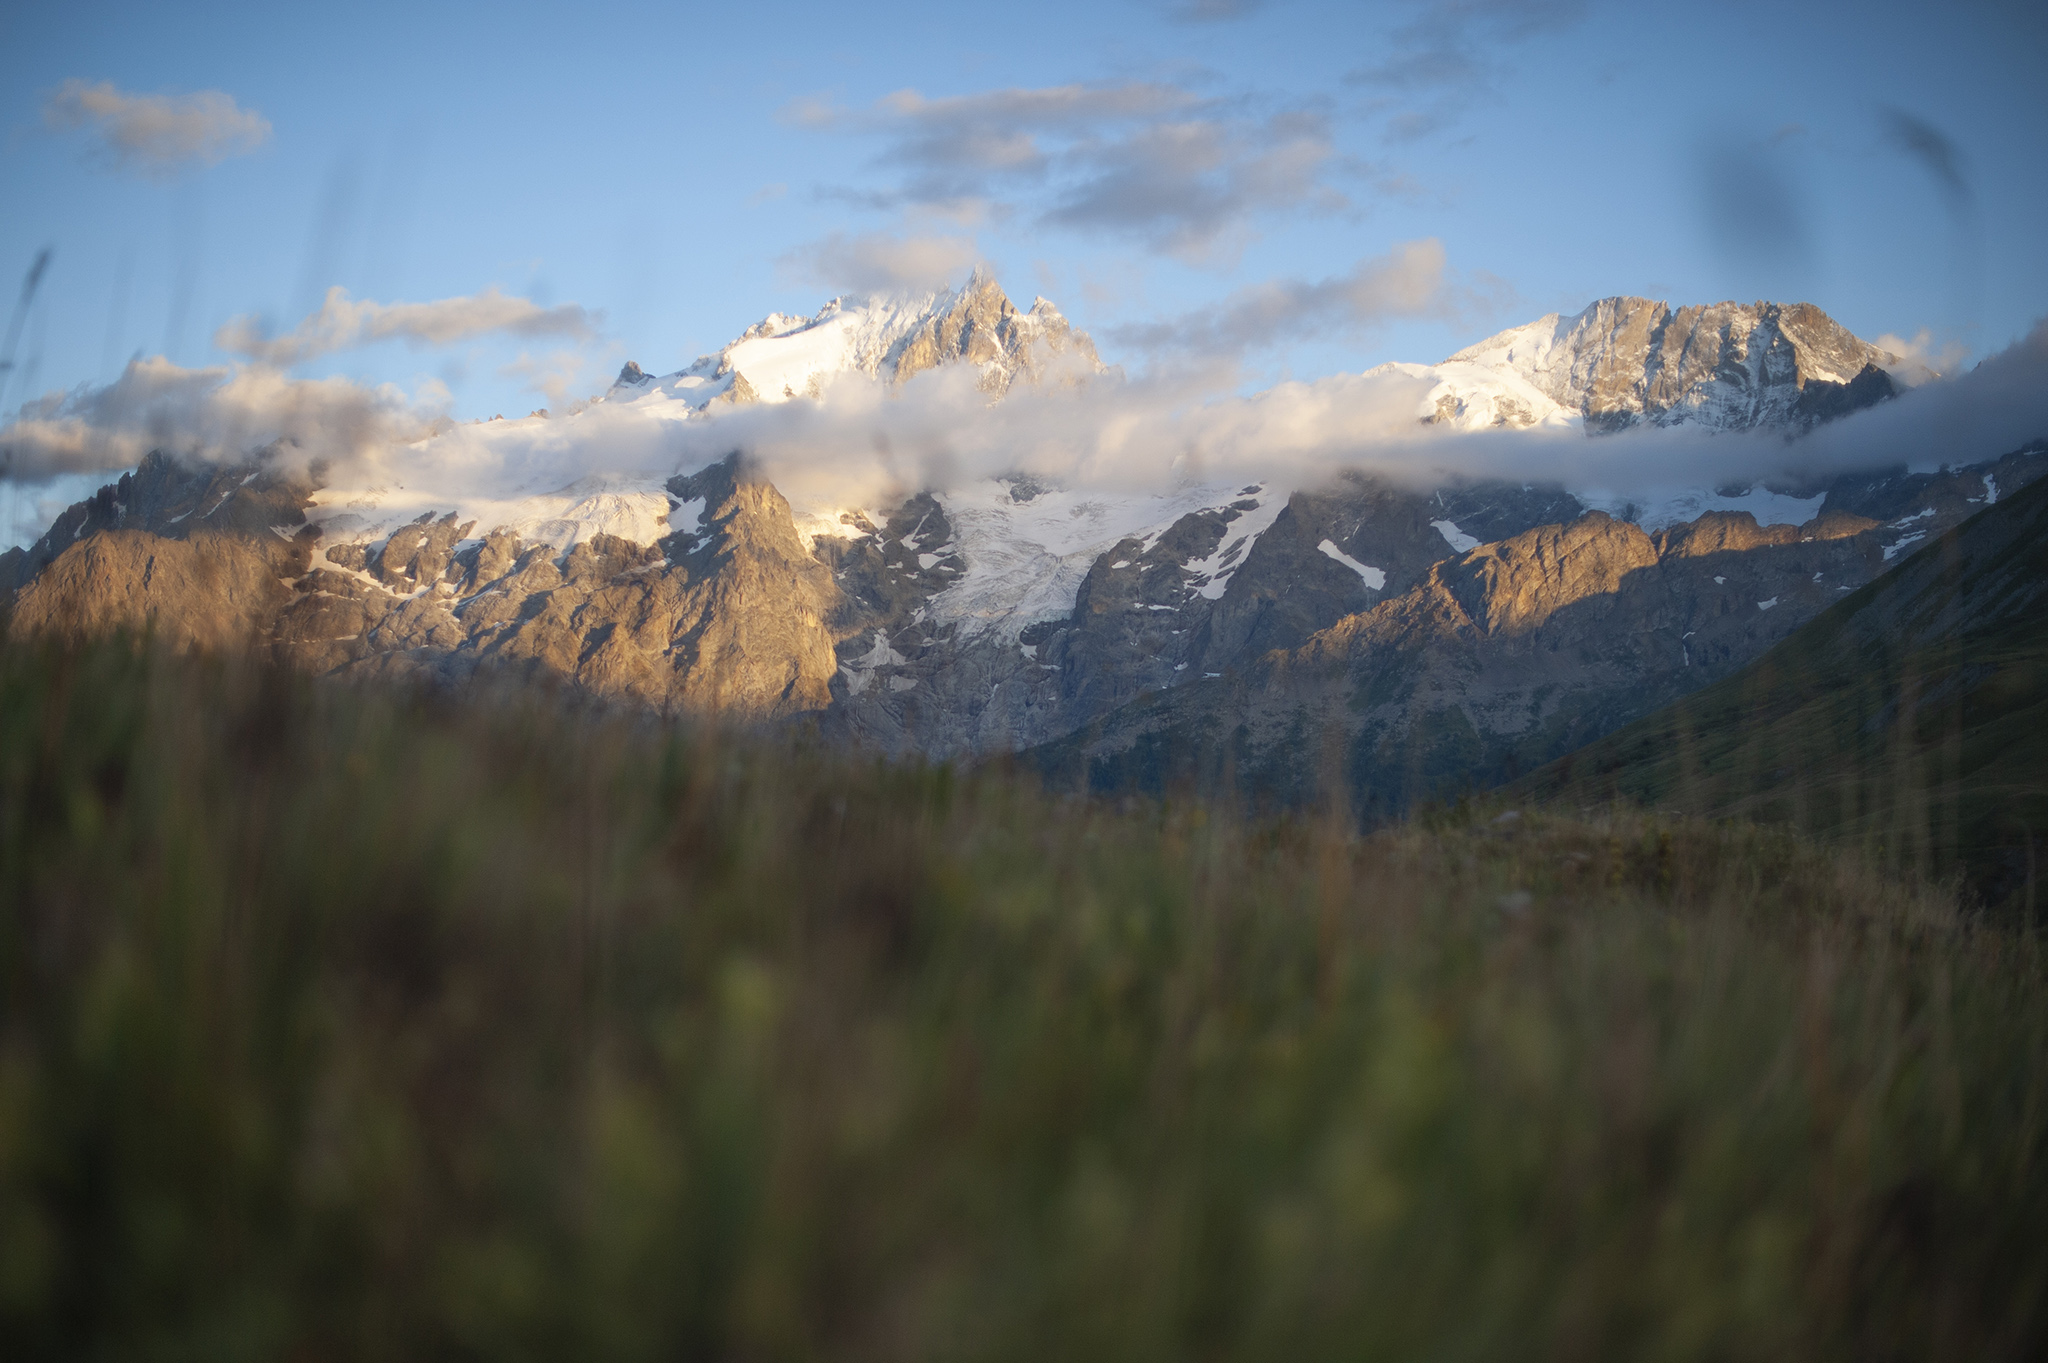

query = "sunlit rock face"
[1399,296,1907,433]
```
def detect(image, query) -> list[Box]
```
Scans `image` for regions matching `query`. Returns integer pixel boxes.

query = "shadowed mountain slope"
[1510,470,2048,910]
[1026,447,2046,816]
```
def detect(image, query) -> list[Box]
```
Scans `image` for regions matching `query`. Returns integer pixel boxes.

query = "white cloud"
[1876,329,1971,381]
[1105,239,1460,359]
[216,286,597,368]
[44,79,271,176]
[1795,320,2048,474]
[0,355,444,480]
[781,231,983,295]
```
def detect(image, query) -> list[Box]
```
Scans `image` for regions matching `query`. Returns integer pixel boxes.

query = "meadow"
[2,636,2044,1360]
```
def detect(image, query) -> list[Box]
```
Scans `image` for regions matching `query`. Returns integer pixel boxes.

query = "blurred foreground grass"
[2,637,2046,1361]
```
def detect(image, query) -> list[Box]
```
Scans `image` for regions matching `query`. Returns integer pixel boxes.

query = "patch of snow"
[1714,575,1726,585]
[309,401,705,554]
[1578,485,1827,533]
[1884,531,1927,561]
[1984,473,2000,504]
[1182,495,1289,601]
[839,629,909,696]
[1757,597,1778,611]
[792,508,886,547]
[669,496,706,537]
[1366,347,1577,432]
[1431,519,1480,553]
[921,482,1289,639]
[1317,539,1387,590]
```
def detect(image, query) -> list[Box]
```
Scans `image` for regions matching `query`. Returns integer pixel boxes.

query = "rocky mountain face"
[3,284,2029,815]
[809,475,1591,754]
[1030,446,2046,811]
[1406,296,1909,432]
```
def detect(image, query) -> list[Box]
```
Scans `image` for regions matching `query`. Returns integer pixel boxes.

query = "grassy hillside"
[1513,473,2048,912]
[3,637,2046,1360]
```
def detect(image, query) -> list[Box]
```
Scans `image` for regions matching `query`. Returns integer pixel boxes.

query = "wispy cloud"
[43,79,271,177]
[499,350,592,409]
[781,230,983,295]
[1166,0,1266,22]
[215,286,597,368]
[1347,0,1590,142]
[797,81,1346,262]
[1105,239,1466,360]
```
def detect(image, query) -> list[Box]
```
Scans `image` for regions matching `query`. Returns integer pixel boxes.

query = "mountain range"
[3,276,2039,816]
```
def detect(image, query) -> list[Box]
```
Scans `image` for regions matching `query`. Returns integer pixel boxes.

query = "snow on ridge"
[1423,295,1899,434]
[927,480,1285,642]
[306,397,706,554]
[1431,519,1480,553]
[602,288,959,412]
[1571,485,1826,534]
[1317,539,1387,589]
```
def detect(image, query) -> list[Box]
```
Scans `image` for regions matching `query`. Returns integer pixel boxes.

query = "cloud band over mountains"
[215,287,598,368]
[0,356,441,483]
[6,304,2042,545]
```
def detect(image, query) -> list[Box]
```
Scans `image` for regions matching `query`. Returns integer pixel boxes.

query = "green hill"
[1512,471,2048,911]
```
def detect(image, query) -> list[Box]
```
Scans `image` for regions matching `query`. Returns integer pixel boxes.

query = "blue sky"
[2,0,2043,422]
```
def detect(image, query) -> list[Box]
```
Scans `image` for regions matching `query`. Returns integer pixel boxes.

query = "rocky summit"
[4,280,2037,813]
[1384,296,1915,433]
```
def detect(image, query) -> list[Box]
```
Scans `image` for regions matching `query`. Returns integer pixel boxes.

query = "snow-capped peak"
[604,271,1103,413]
[1411,296,1905,434]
